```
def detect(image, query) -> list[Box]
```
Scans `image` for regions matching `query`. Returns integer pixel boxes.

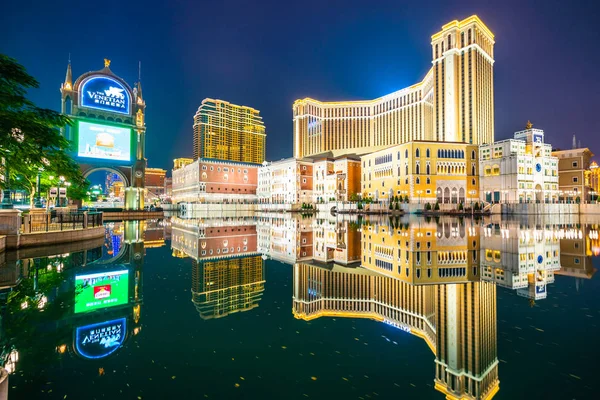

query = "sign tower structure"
[60,58,146,210]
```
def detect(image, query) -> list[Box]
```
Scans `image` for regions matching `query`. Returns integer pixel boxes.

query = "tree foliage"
[0,54,87,206]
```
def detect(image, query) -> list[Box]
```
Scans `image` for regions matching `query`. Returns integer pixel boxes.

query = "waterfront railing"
[20,211,103,234]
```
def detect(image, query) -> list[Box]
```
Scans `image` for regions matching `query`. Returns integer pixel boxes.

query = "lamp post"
[65,181,71,207]
[416,190,423,204]
[34,168,44,208]
[56,176,65,207]
[0,151,13,209]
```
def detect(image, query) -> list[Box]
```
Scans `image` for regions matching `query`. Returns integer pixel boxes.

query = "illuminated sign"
[75,318,126,359]
[80,76,130,114]
[75,269,129,313]
[533,134,543,144]
[77,121,132,162]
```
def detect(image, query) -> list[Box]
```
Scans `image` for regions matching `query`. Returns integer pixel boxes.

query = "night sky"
[2,0,599,171]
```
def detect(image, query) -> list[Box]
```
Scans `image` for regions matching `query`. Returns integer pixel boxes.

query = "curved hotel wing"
[293,16,495,159]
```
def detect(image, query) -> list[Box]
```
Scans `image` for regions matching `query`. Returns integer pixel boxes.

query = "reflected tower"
[434,282,499,399]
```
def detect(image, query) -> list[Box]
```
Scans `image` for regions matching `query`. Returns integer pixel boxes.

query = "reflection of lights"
[38,296,48,309]
[57,344,67,354]
[21,301,28,309]
[4,350,19,374]
[133,327,141,335]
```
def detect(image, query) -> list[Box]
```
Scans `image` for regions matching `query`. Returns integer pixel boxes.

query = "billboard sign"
[77,121,132,162]
[75,318,126,359]
[75,269,129,313]
[533,134,543,144]
[80,76,130,115]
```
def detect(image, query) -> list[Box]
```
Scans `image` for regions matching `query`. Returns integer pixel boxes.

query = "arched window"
[426,164,430,175]
[416,148,420,158]
[416,164,420,174]
[416,177,420,184]
[405,149,409,158]
[472,150,476,159]
[397,151,400,160]
[471,165,476,176]
[426,148,430,158]
[405,165,409,175]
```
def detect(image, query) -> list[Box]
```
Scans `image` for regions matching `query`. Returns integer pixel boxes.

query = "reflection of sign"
[535,285,546,294]
[75,269,129,313]
[50,187,58,197]
[537,255,544,264]
[75,318,126,359]
[77,121,131,162]
[59,187,67,198]
[535,163,542,173]
[533,134,543,144]
[80,76,130,114]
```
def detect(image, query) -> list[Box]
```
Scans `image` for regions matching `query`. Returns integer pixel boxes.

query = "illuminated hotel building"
[293,16,495,159]
[552,146,594,202]
[144,167,167,201]
[479,124,559,203]
[312,156,362,203]
[257,158,314,207]
[293,263,499,400]
[361,141,479,203]
[171,158,259,203]
[193,98,266,164]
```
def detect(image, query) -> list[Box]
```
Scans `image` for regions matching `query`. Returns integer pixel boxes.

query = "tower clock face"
[135,170,143,178]
[535,163,542,173]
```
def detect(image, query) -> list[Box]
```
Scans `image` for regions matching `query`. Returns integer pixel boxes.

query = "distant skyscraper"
[293,15,495,158]
[193,98,266,164]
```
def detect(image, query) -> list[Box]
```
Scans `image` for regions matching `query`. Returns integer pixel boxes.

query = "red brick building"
[172,159,259,203]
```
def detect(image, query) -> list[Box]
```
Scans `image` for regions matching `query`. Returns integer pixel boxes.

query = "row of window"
[201,165,249,174]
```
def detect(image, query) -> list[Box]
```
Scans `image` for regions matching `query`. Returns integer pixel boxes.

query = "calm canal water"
[1,214,598,399]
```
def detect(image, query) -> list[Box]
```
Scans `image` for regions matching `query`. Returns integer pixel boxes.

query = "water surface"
[1,215,598,399]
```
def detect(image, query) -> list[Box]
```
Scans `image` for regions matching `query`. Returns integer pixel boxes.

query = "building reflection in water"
[171,216,265,319]
[293,217,499,400]
[168,211,600,398]
[0,220,153,374]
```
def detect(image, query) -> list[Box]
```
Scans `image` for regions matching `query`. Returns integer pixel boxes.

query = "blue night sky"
[2,0,599,170]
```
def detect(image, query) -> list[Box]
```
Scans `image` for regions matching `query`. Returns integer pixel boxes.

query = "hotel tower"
[293,15,495,159]
[193,98,266,163]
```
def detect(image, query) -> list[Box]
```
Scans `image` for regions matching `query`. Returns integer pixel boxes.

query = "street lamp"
[416,190,423,204]
[0,150,13,209]
[34,167,44,209]
[55,176,65,207]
